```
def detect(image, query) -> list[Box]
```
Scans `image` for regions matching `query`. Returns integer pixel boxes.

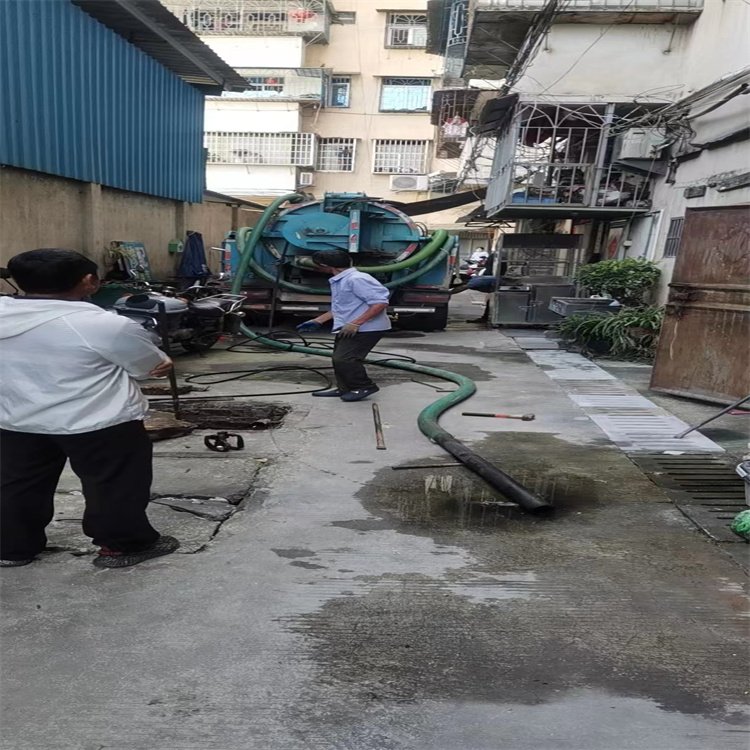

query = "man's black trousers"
[332,331,384,392]
[0,421,159,561]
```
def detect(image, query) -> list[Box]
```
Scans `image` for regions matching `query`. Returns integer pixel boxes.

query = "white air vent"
[298,171,315,187]
[389,174,429,191]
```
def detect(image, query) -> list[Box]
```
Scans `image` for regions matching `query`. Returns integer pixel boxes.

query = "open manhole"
[177,401,289,430]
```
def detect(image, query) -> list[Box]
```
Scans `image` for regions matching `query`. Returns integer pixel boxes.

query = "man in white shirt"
[0,249,179,568]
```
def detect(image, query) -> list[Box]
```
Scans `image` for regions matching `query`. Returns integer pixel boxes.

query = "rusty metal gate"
[651,205,750,403]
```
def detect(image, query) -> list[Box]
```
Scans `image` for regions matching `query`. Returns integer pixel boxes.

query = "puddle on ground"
[176,400,289,430]
[360,433,664,531]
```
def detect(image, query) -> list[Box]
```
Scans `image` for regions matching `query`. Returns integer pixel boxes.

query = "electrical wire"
[147,364,334,403]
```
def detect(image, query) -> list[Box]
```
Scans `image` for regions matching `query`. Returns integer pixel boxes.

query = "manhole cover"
[177,401,289,430]
[631,455,746,542]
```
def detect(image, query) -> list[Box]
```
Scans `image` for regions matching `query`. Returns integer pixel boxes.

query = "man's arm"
[339,302,388,338]
[311,311,333,325]
[75,314,171,379]
[350,302,388,327]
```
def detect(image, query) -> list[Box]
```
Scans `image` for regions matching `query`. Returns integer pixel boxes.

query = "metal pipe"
[156,301,181,420]
[674,394,750,439]
[372,404,386,451]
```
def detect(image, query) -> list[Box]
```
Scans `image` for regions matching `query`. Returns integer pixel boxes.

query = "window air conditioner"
[298,171,315,187]
[389,174,429,191]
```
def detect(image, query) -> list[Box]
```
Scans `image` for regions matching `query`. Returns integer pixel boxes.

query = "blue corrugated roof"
[0,0,207,203]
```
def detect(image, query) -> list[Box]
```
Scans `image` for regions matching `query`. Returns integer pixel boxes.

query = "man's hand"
[338,322,360,338]
[149,357,173,378]
[296,320,322,333]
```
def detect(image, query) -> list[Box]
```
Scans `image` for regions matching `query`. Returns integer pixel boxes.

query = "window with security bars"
[373,140,429,174]
[185,9,285,34]
[380,78,431,112]
[664,217,684,258]
[328,76,351,107]
[317,138,356,172]
[386,13,427,48]
[247,76,285,93]
[205,132,315,166]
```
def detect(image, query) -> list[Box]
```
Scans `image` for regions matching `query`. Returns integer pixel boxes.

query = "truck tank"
[231,192,457,331]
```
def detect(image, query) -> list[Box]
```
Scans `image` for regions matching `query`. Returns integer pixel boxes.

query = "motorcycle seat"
[188,299,224,317]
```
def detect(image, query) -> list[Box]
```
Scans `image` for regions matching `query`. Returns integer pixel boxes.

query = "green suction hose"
[236,197,452,294]
[230,197,552,515]
[293,229,450,275]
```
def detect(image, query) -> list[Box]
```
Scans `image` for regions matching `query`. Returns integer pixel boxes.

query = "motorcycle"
[108,282,245,353]
[458,255,488,283]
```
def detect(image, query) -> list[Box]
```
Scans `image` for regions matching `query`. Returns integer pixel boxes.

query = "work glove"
[296,320,322,333]
[338,322,360,338]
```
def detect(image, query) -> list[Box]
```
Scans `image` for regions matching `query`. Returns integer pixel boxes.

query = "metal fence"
[317,138,356,172]
[205,132,316,166]
[474,0,703,10]
[218,68,326,101]
[485,102,653,212]
[163,0,328,36]
[373,140,430,174]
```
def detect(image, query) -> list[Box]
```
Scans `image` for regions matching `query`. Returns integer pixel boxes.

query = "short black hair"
[311,250,353,269]
[8,249,99,293]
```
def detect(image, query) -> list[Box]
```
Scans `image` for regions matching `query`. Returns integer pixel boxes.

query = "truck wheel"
[182,334,221,353]
[401,305,449,332]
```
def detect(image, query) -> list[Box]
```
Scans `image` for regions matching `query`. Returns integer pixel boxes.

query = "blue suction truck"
[229,193,458,331]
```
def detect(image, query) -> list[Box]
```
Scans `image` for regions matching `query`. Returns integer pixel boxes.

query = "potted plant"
[575,258,661,306]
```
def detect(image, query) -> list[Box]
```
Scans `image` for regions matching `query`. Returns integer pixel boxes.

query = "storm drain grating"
[631,455,746,542]
[588,414,724,453]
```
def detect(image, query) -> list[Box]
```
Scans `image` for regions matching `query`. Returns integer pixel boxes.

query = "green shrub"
[576,258,661,305]
[556,306,664,361]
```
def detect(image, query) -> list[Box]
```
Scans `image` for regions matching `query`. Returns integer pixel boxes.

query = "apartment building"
[162,0,469,206]
[429,0,750,294]
[429,0,749,399]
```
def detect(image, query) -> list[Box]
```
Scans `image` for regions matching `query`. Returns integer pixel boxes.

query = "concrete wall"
[0,167,236,280]
[518,24,686,99]
[617,3,750,303]
[205,164,297,197]
[204,100,301,132]
[203,36,304,68]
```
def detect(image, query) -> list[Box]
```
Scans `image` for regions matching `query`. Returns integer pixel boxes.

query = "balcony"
[483,101,655,218]
[465,0,704,78]
[431,88,480,158]
[205,131,316,166]
[215,68,329,103]
[163,1,330,41]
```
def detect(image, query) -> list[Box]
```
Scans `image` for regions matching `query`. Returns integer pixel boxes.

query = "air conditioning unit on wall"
[298,171,315,187]
[615,128,667,160]
[389,174,429,191]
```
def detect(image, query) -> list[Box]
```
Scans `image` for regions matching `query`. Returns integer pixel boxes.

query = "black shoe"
[468,317,489,324]
[93,536,180,569]
[340,386,379,402]
[312,388,344,397]
[0,558,35,568]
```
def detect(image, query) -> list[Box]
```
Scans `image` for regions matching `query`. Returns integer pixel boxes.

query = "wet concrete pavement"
[1,299,748,749]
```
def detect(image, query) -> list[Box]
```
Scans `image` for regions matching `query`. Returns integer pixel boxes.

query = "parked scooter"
[108,281,245,353]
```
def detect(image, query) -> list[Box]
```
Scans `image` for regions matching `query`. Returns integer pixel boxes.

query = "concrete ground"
[1,295,748,750]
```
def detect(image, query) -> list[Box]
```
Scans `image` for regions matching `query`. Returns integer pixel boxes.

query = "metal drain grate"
[528,350,723,453]
[563,381,631,395]
[632,455,746,542]
[588,414,723,453]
